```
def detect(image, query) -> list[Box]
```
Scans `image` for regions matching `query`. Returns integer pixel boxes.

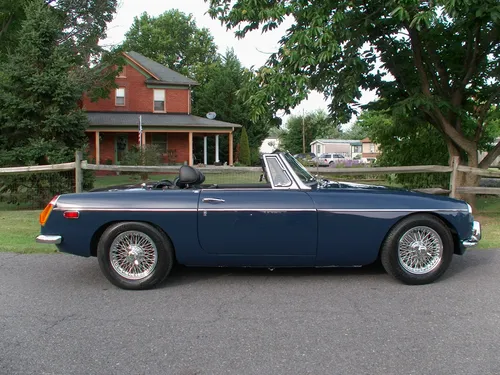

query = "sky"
[101,0,376,127]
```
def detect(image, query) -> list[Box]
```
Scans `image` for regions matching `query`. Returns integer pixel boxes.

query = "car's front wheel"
[97,222,174,290]
[380,214,454,285]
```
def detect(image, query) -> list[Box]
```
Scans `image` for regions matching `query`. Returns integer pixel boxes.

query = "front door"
[197,189,317,257]
[115,134,128,163]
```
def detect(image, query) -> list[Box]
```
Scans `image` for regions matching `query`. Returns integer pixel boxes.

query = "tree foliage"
[0,0,118,202]
[120,10,218,77]
[206,0,500,175]
[0,0,86,166]
[280,109,342,154]
[357,110,449,188]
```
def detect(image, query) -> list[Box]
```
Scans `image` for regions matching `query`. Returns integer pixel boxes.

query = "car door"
[197,189,317,257]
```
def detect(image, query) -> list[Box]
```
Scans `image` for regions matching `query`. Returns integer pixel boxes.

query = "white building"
[310,139,363,158]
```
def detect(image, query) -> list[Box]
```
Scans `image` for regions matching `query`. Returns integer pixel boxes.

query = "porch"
[85,112,241,166]
[86,130,234,166]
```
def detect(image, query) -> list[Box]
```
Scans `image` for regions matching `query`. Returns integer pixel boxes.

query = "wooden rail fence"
[0,152,499,198]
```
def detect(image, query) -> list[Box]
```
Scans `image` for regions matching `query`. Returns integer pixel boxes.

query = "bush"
[238,127,251,165]
[120,145,164,179]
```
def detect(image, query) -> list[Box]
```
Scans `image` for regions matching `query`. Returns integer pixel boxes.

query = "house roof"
[310,139,362,146]
[87,112,241,129]
[124,51,199,86]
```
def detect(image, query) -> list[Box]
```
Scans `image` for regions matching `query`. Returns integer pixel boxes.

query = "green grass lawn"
[474,196,500,249]
[0,195,498,254]
[0,210,58,253]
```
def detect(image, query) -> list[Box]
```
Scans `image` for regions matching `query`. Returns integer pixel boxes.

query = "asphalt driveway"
[1,250,499,375]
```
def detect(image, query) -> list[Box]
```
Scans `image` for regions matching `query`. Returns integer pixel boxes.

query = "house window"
[353,145,362,153]
[370,144,376,153]
[151,133,168,152]
[316,144,321,154]
[115,88,125,106]
[154,89,165,112]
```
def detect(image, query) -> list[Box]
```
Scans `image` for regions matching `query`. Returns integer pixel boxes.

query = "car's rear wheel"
[380,214,454,285]
[97,222,174,290]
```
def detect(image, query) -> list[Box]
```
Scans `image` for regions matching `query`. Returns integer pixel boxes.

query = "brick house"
[82,51,241,166]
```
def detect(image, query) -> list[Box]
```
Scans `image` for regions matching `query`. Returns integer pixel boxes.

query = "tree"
[340,121,369,140]
[120,10,218,77]
[0,0,118,203]
[281,109,341,154]
[207,0,500,205]
[192,49,279,164]
[0,0,119,99]
[238,126,251,165]
[357,109,449,188]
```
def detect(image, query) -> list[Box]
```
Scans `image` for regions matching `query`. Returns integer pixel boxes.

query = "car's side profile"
[36,152,481,290]
[314,153,347,166]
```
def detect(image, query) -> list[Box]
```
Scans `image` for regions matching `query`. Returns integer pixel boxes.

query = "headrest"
[178,165,205,186]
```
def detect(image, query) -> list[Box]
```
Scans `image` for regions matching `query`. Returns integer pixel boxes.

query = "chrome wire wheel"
[109,230,158,280]
[398,226,443,275]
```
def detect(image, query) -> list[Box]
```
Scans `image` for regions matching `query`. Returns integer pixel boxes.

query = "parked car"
[36,151,481,290]
[314,153,348,166]
[294,152,316,166]
[294,152,316,160]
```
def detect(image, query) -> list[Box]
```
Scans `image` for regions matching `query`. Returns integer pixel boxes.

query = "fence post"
[449,156,459,198]
[75,150,83,193]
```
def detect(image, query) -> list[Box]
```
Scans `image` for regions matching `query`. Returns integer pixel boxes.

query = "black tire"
[380,214,454,285]
[97,222,174,290]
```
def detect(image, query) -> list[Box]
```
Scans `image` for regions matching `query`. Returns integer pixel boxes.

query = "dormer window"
[115,88,125,106]
[154,89,165,112]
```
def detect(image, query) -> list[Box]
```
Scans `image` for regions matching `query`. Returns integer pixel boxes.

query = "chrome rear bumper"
[36,235,62,245]
[462,221,481,248]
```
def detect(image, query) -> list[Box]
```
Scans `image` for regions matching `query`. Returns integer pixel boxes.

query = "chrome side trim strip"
[201,208,317,212]
[54,208,197,212]
[53,207,468,213]
[318,208,468,213]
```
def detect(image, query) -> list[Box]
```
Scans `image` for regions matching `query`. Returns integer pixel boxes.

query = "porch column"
[95,131,100,165]
[203,136,208,165]
[215,135,220,163]
[228,131,234,166]
[188,131,193,166]
[141,131,146,147]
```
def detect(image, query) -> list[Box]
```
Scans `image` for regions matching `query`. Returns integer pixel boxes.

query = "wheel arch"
[376,211,461,260]
[90,220,176,258]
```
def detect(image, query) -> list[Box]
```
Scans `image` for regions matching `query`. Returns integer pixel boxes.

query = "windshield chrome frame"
[263,152,313,190]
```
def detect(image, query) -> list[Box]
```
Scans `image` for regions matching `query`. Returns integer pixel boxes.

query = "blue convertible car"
[36,151,481,290]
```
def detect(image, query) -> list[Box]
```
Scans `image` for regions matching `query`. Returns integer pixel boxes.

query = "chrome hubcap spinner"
[110,231,158,280]
[398,226,443,275]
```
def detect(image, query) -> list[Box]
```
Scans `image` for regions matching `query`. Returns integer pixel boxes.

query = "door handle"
[202,197,225,204]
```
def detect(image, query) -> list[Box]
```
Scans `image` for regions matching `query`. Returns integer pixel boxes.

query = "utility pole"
[302,108,305,153]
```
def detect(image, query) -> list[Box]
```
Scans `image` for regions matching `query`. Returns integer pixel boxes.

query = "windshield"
[283,152,316,184]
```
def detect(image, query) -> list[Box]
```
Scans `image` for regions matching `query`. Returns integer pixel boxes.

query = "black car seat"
[175,165,205,189]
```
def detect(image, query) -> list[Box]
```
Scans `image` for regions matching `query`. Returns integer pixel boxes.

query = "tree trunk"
[446,138,480,212]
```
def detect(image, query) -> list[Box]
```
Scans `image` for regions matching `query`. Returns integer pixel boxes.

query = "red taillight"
[39,195,60,226]
[63,211,80,219]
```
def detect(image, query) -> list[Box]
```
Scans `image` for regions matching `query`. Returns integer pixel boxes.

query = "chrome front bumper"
[462,221,481,248]
[36,235,62,245]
